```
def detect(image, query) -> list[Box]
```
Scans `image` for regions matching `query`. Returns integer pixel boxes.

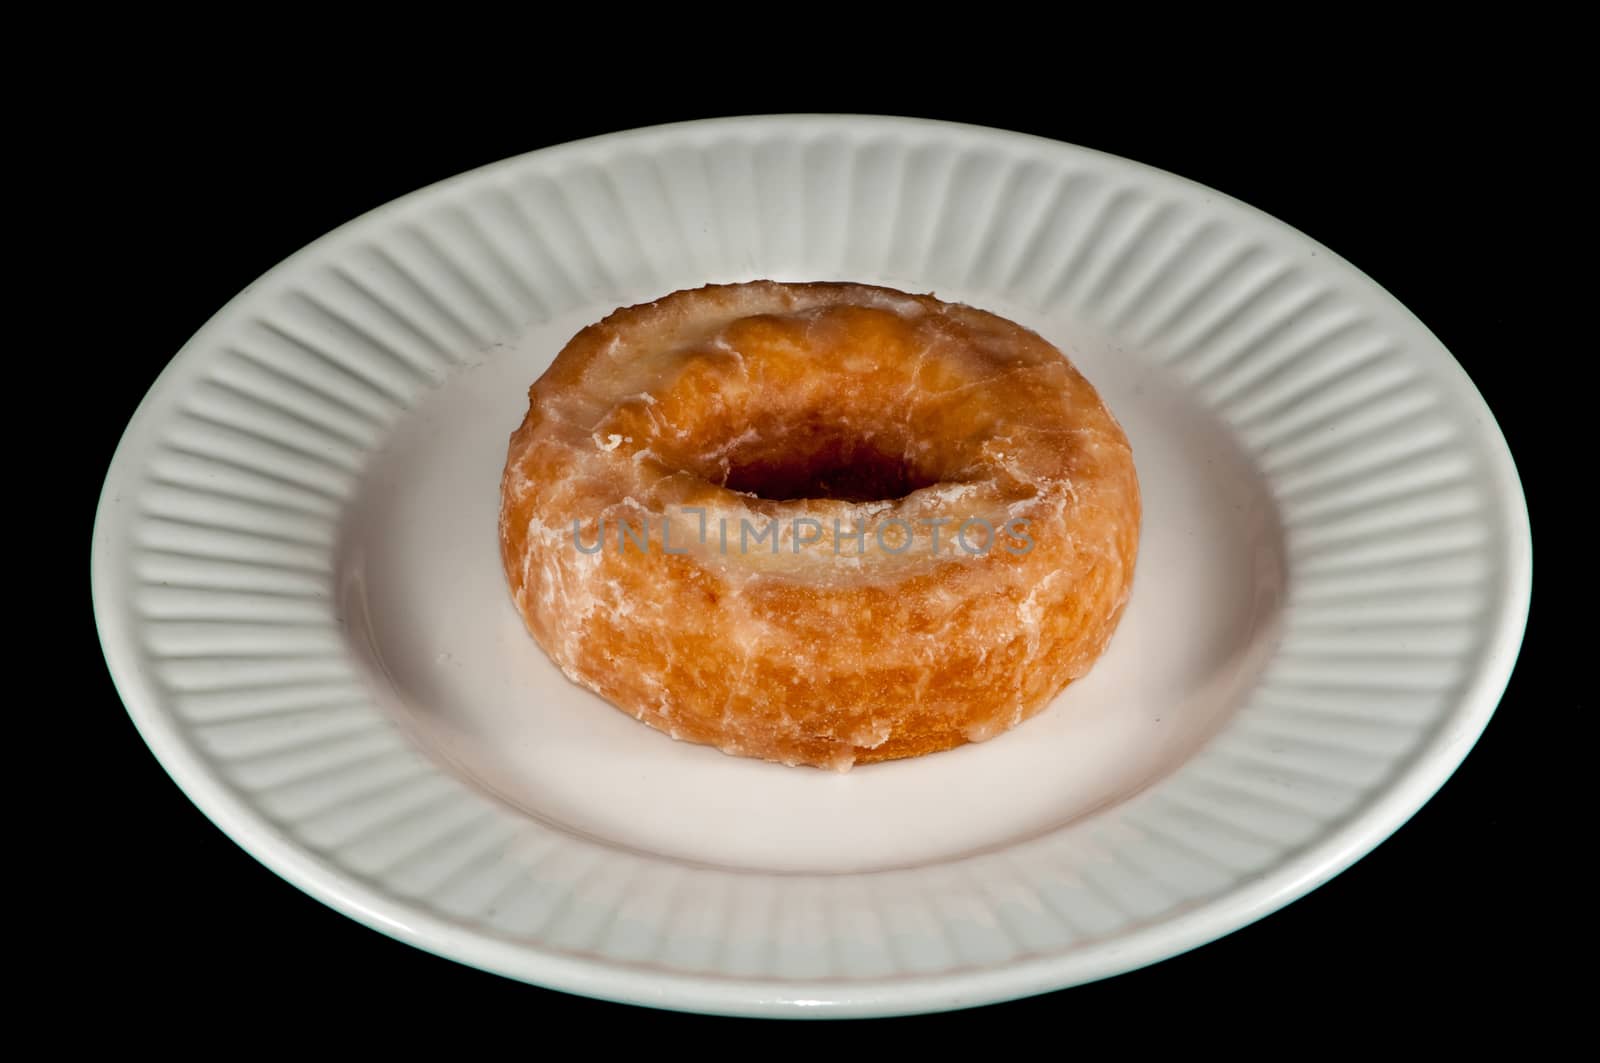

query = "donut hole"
[717,424,941,503]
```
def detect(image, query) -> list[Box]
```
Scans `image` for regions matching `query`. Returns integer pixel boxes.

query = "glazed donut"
[499,281,1140,770]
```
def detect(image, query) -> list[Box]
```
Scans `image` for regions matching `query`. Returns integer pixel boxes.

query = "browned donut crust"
[500,281,1140,770]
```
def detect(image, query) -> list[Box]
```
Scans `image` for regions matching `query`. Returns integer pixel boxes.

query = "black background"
[76,66,1557,1036]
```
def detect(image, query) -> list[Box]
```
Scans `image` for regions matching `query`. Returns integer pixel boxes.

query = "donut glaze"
[500,282,1140,770]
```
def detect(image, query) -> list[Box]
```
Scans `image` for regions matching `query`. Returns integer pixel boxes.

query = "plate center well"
[339,295,1286,874]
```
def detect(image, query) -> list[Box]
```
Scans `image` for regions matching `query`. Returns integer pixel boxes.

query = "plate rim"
[92,113,1533,1017]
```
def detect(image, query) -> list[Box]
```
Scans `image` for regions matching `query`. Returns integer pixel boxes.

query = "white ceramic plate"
[93,116,1530,1017]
